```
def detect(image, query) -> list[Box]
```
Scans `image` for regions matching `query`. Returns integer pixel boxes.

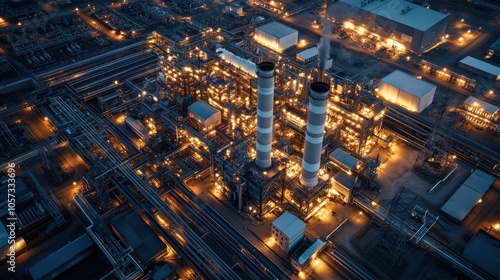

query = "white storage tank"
[378,70,436,113]
[254,21,298,52]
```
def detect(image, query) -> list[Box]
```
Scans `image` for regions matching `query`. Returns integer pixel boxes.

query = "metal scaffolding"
[38,139,71,183]
[26,169,66,234]
[49,93,240,279]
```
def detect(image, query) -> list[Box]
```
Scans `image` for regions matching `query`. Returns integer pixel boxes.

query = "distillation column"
[255,62,275,169]
[300,82,330,187]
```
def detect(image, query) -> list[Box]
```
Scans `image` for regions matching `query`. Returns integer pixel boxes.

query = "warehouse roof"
[28,234,94,280]
[256,21,298,38]
[111,208,165,263]
[339,0,448,31]
[188,100,219,121]
[464,97,500,115]
[459,56,500,80]
[463,230,500,279]
[0,222,8,249]
[440,169,495,222]
[297,47,318,61]
[329,148,358,171]
[272,211,305,238]
[298,239,325,265]
[381,70,436,98]
[489,38,500,52]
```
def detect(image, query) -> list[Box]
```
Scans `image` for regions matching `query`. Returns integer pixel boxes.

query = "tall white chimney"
[255,62,275,169]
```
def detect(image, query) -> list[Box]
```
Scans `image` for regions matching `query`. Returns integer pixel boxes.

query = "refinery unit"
[1,0,500,280]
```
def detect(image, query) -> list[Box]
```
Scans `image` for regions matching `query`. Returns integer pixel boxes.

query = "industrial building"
[460,96,500,134]
[272,211,306,253]
[463,97,500,121]
[441,169,495,222]
[458,56,500,81]
[111,208,167,263]
[331,171,356,203]
[463,230,500,279]
[331,0,449,54]
[187,100,222,130]
[27,234,95,280]
[291,238,326,271]
[329,148,358,173]
[254,21,298,52]
[378,70,436,113]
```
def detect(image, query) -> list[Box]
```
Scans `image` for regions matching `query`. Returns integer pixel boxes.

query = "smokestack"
[300,82,330,187]
[255,62,275,169]
[317,18,333,76]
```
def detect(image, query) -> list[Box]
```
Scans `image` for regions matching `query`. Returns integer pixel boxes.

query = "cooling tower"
[255,62,275,169]
[300,82,330,187]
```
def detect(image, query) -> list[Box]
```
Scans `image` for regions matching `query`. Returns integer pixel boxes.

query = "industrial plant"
[0,0,499,280]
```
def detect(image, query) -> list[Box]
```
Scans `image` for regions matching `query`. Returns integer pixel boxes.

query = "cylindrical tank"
[255,62,275,169]
[300,82,330,187]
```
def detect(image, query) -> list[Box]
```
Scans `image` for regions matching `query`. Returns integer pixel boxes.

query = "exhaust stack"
[300,82,330,187]
[255,62,275,169]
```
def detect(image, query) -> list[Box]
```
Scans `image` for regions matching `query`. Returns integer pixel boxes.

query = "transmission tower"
[366,187,419,271]
[413,113,454,182]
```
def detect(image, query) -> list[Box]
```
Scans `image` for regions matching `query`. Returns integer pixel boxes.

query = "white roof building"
[255,21,298,52]
[339,0,448,31]
[332,0,449,54]
[188,100,221,129]
[463,96,500,116]
[378,70,436,113]
[441,169,495,222]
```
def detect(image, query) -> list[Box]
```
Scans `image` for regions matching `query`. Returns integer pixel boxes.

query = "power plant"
[300,82,330,187]
[1,1,499,280]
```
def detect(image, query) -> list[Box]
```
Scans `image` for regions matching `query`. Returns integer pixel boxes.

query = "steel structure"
[413,117,454,182]
[300,82,330,187]
[48,91,241,279]
[366,187,419,271]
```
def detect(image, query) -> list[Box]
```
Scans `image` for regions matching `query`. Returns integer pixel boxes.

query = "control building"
[254,21,298,53]
[331,0,449,54]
